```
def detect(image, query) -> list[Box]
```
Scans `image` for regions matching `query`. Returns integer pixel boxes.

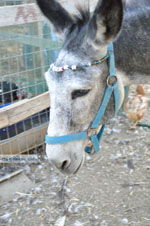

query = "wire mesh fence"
[0,0,62,158]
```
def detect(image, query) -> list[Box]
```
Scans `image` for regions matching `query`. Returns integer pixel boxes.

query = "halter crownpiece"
[49,55,109,72]
[45,43,120,154]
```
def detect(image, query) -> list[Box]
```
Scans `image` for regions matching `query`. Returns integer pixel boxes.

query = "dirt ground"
[0,111,150,226]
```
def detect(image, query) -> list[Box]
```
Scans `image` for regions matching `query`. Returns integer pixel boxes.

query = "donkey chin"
[46,141,86,175]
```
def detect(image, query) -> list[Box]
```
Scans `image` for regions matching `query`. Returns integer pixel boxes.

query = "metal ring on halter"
[106,75,118,86]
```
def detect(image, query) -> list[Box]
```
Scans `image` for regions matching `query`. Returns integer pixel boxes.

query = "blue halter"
[45,43,120,154]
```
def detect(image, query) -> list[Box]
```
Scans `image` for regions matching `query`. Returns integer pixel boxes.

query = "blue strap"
[85,43,119,153]
[108,43,116,76]
[108,43,120,113]
[97,124,106,141]
[45,131,87,144]
[91,135,100,152]
[91,86,114,129]
[85,124,106,153]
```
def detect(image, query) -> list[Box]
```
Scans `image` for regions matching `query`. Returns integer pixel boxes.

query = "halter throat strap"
[45,43,120,154]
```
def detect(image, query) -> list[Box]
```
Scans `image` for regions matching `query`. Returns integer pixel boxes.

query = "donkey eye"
[71,89,90,100]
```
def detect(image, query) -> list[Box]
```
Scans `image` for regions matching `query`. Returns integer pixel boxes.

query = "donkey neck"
[114,3,150,84]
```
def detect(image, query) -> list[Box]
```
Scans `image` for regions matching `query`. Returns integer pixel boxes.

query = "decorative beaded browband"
[49,55,108,72]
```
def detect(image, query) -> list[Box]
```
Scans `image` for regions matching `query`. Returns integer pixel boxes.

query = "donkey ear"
[89,0,123,45]
[36,0,73,34]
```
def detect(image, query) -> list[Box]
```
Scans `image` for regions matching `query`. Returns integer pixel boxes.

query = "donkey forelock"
[64,7,91,51]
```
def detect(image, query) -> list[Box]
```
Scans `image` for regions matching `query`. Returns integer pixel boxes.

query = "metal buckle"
[85,128,98,150]
[86,140,93,147]
[107,75,117,86]
[87,128,98,137]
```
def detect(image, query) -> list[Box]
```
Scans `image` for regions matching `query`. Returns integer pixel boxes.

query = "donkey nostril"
[61,160,69,170]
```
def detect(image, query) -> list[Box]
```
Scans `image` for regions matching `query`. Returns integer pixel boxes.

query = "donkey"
[36,0,150,174]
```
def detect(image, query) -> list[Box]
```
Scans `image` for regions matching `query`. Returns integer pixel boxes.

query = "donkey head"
[36,0,123,174]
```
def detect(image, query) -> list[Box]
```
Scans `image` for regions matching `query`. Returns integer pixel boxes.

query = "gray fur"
[115,0,150,78]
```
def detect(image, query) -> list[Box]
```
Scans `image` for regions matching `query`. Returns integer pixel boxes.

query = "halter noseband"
[45,43,120,154]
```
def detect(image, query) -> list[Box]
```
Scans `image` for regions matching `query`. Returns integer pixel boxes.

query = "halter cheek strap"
[45,43,120,154]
